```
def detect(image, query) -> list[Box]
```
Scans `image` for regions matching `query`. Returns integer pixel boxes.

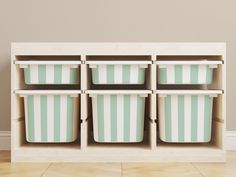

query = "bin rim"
[155,89,223,95]
[155,60,223,65]
[86,90,151,95]
[15,60,82,65]
[14,89,81,96]
[86,60,152,65]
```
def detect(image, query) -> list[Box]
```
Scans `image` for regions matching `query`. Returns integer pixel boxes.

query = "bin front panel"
[24,64,79,84]
[92,64,145,84]
[158,94,213,143]
[158,64,213,84]
[24,95,78,143]
[92,94,145,142]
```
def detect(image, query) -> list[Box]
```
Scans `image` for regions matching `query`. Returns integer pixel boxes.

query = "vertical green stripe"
[92,67,99,84]
[165,96,172,142]
[97,95,104,141]
[159,68,167,84]
[138,68,145,84]
[54,96,61,142]
[67,96,74,142]
[24,67,30,84]
[110,95,117,142]
[54,65,62,84]
[107,65,115,84]
[136,96,145,142]
[175,65,183,84]
[38,64,46,84]
[27,96,35,142]
[190,65,199,84]
[122,65,131,84]
[191,96,198,142]
[204,96,213,142]
[206,65,213,84]
[40,96,47,142]
[178,96,185,142]
[70,68,78,84]
[123,95,130,142]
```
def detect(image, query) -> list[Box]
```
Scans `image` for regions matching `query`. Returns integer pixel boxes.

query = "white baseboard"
[225,131,236,150]
[0,131,11,150]
[0,131,236,150]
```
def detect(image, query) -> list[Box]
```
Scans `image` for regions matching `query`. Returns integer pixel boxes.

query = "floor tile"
[42,163,122,177]
[0,163,50,177]
[122,163,202,177]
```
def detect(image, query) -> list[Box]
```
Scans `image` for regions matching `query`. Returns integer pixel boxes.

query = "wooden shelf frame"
[11,43,226,162]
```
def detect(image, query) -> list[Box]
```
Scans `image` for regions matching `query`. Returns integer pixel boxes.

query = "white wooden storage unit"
[11,43,226,162]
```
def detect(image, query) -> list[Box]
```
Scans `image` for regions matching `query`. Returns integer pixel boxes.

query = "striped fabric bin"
[90,64,147,84]
[23,94,79,143]
[90,94,146,143]
[158,64,216,84]
[158,93,216,143]
[23,64,79,84]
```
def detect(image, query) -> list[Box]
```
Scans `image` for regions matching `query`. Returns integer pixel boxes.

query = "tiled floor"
[0,151,236,177]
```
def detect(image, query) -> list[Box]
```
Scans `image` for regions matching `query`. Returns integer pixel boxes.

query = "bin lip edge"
[14,89,82,95]
[155,60,223,65]
[14,60,82,65]
[86,60,152,65]
[86,90,152,95]
[155,89,223,95]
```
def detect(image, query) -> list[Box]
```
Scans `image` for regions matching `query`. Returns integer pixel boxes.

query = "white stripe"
[171,95,178,142]
[130,95,137,141]
[47,95,54,142]
[30,65,38,84]
[159,97,166,141]
[182,65,191,84]
[184,95,192,142]
[92,96,98,141]
[60,95,68,142]
[166,65,175,84]
[24,97,29,141]
[103,95,111,142]
[197,95,205,142]
[33,95,41,142]
[73,97,78,139]
[46,65,54,84]
[114,65,122,84]
[61,65,70,84]
[130,65,139,84]
[117,95,124,142]
[98,65,107,84]
[198,65,207,84]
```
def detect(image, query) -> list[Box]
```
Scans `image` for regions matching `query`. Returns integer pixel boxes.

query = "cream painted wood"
[11,43,226,162]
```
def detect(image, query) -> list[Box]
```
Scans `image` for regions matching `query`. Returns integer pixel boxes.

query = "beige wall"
[0,0,235,131]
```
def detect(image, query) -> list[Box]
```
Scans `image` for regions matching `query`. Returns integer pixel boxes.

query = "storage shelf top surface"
[11,42,226,56]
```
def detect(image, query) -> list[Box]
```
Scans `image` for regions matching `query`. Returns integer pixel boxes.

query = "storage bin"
[157,91,219,143]
[89,64,147,84]
[20,63,80,84]
[21,92,79,143]
[157,61,221,84]
[90,92,147,143]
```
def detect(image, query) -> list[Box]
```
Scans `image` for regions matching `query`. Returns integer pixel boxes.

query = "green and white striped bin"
[21,92,79,143]
[21,63,79,84]
[157,61,221,84]
[89,64,147,84]
[90,93,147,143]
[157,91,219,143]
